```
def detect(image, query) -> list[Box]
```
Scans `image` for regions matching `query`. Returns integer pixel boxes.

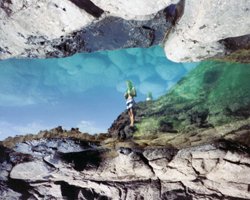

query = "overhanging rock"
[0,0,249,62]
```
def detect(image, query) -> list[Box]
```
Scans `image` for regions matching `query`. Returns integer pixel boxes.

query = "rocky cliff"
[0,0,249,62]
[1,132,250,200]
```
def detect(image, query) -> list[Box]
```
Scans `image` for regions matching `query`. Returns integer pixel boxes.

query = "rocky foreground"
[0,131,250,200]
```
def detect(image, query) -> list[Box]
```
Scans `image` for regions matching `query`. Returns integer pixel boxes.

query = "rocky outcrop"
[164,0,250,62]
[0,0,249,62]
[109,61,250,147]
[0,0,173,60]
[1,126,108,149]
[1,137,250,199]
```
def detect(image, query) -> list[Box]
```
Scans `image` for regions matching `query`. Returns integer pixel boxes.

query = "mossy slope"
[109,61,250,147]
[152,61,250,129]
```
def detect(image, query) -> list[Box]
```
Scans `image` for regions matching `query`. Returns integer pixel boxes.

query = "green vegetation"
[133,61,250,141]
[4,61,249,150]
[134,117,159,136]
[125,80,137,98]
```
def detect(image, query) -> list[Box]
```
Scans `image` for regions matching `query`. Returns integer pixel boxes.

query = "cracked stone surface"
[0,0,174,60]
[164,0,250,62]
[0,138,250,199]
[0,0,249,62]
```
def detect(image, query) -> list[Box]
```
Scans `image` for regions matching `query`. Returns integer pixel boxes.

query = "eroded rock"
[0,0,172,60]
[0,0,249,62]
[0,138,250,199]
[164,0,250,62]
[10,161,52,180]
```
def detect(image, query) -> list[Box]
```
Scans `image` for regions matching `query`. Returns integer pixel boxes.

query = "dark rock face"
[108,103,153,139]
[1,0,249,62]
[164,0,185,26]
[0,138,250,199]
[218,34,250,63]
[108,110,131,139]
[0,4,171,59]
[69,0,104,18]
[220,34,250,52]
[58,181,111,200]
[46,10,170,58]
[0,0,12,16]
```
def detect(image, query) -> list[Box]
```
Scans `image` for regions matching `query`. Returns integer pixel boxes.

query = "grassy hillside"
[121,61,250,147]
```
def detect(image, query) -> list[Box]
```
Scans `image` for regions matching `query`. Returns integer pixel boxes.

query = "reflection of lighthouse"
[146,92,153,101]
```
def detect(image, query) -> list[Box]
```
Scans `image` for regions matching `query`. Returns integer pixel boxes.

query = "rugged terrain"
[0,0,249,62]
[0,1,249,199]
[0,129,250,200]
[109,61,250,148]
[0,60,249,199]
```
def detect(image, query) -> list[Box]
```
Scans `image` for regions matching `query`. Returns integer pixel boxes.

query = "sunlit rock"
[0,0,249,61]
[10,161,51,180]
[0,0,94,59]
[164,0,250,62]
[1,137,250,199]
[91,0,177,20]
[0,0,171,60]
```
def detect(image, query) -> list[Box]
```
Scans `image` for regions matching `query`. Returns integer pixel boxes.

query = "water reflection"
[0,46,198,139]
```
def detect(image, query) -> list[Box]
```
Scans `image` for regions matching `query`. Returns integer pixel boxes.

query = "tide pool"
[0,46,198,140]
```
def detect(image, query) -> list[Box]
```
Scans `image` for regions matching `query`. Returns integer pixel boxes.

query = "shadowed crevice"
[55,181,111,200]
[7,179,34,199]
[219,34,250,51]
[59,149,103,171]
[69,0,104,18]
[218,34,250,63]
[27,7,171,58]
[0,0,13,16]
[164,0,185,25]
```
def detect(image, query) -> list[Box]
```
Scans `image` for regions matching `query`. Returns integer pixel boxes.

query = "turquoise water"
[0,46,198,140]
